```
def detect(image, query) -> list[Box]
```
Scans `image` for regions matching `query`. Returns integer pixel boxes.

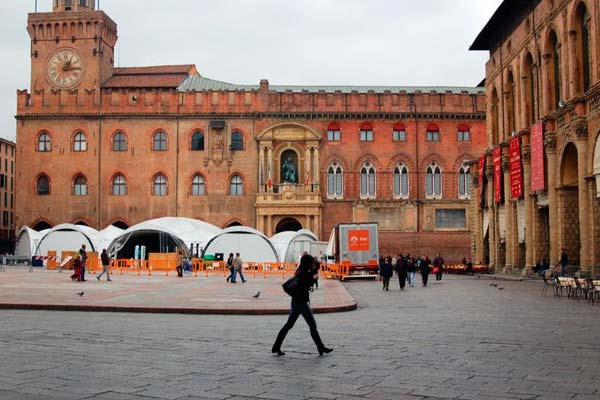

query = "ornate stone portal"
[255,123,322,237]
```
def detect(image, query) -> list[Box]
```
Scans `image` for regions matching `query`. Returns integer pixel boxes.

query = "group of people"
[379,253,445,290]
[532,248,569,278]
[225,252,246,283]
[69,244,111,282]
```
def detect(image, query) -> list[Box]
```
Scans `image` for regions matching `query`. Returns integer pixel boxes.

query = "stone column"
[485,159,496,269]
[267,146,273,191]
[258,146,265,192]
[313,147,320,186]
[575,120,591,271]
[266,214,273,237]
[471,171,483,264]
[521,137,535,273]
[502,149,516,272]
[305,147,311,186]
[545,131,559,266]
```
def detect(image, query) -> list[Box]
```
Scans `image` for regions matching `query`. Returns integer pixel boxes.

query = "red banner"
[509,136,523,199]
[348,229,370,251]
[531,122,545,192]
[493,147,502,203]
[478,156,485,208]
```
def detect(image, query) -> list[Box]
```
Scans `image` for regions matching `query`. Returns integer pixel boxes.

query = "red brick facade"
[16,1,487,261]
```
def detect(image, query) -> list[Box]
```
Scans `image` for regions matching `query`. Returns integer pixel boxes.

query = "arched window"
[426,123,440,142]
[230,175,243,195]
[112,132,127,152]
[73,175,87,196]
[152,131,168,151]
[506,72,516,137]
[524,53,536,126]
[393,123,406,142]
[191,174,206,196]
[360,162,376,198]
[547,30,561,111]
[577,3,591,92]
[152,174,167,196]
[426,163,442,198]
[491,88,500,144]
[457,124,470,142]
[327,162,343,198]
[231,131,244,151]
[73,132,87,152]
[37,132,51,152]
[36,175,50,195]
[111,174,126,196]
[458,165,471,198]
[191,131,204,151]
[360,123,374,142]
[327,123,341,142]
[393,164,409,198]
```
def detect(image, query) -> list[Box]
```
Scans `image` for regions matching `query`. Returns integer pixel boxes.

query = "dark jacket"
[420,258,431,275]
[407,259,416,273]
[101,251,110,266]
[292,266,315,303]
[380,261,393,278]
[395,258,407,276]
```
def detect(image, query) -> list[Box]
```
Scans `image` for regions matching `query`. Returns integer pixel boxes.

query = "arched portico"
[558,142,580,266]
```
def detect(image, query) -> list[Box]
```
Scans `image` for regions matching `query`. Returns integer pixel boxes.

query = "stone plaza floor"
[0,271,599,399]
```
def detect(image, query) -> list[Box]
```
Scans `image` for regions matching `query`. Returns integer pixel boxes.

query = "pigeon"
[252,291,260,299]
[498,287,504,290]
[489,283,497,287]
[77,291,84,296]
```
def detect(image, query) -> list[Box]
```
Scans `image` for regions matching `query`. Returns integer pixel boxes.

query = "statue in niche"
[214,132,224,149]
[281,156,297,183]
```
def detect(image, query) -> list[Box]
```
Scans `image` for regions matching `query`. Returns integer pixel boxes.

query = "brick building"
[0,138,16,253]
[16,0,486,261]
[469,0,600,274]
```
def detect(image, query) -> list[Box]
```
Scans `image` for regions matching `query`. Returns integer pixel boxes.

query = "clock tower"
[27,0,117,96]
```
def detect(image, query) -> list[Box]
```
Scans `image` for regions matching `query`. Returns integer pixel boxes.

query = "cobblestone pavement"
[1,276,599,400]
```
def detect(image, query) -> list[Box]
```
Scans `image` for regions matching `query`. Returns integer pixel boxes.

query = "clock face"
[46,48,85,89]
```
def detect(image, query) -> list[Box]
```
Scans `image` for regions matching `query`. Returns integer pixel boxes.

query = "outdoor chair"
[555,277,572,298]
[541,273,557,297]
[586,279,600,304]
[572,277,587,300]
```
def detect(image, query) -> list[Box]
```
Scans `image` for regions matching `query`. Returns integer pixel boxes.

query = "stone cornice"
[16,111,486,121]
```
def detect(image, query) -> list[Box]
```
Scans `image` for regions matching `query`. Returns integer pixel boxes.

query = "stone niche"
[353,202,417,232]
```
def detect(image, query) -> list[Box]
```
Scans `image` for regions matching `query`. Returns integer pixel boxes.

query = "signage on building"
[493,147,502,203]
[531,122,545,192]
[509,136,523,198]
[478,156,485,208]
[348,229,370,251]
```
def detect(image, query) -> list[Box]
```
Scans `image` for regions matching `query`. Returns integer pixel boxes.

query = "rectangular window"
[458,131,470,141]
[360,130,374,142]
[11,161,13,175]
[393,130,406,142]
[327,130,340,141]
[2,211,7,227]
[435,209,467,229]
[426,131,440,142]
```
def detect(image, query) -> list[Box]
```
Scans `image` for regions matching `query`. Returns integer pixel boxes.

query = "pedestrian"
[78,244,87,281]
[466,257,473,275]
[433,253,444,281]
[421,255,431,287]
[176,249,184,277]
[380,256,393,291]
[272,254,333,356]
[560,248,568,277]
[233,252,246,283]
[395,254,408,290]
[407,255,416,287]
[96,249,112,281]
[71,255,82,281]
[225,252,235,282]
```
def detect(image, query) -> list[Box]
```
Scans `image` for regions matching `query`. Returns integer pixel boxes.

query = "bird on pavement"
[252,291,260,299]
[77,291,84,296]
[489,283,497,287]
[498,287,504,290]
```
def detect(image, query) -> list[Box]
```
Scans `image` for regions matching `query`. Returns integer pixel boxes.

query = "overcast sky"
[0,0,501,142]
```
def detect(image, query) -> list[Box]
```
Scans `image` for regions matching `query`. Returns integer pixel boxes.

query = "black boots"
[318,347,333,356]
[271,346,285,356]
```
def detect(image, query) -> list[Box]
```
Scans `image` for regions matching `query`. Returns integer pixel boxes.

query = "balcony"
[256,183,322,205]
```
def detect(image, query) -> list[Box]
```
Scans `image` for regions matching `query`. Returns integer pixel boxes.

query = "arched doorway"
[559,143,580,265]
[74,220,89,226]
[276,218,302,233]
[32,220,52,231]
[226,221,243,228]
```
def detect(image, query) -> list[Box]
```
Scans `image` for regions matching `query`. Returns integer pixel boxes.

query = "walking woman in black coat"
[380,256,393,291]
[395,254,408,290]
[420,255,432,287]
[272,254,333,356]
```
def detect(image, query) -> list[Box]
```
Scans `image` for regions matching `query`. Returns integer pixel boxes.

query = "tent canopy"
[204,226,279,262]
[34,224,98,256]
[271,229,319,263]
[16,226,50,258]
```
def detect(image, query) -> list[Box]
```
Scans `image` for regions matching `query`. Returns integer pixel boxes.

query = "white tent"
[108,217,222,258]
[15,226,50,258]
[95,225,125,253]
[203,226,279,262]
[35,224,99,256]
[271,229,320,263]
